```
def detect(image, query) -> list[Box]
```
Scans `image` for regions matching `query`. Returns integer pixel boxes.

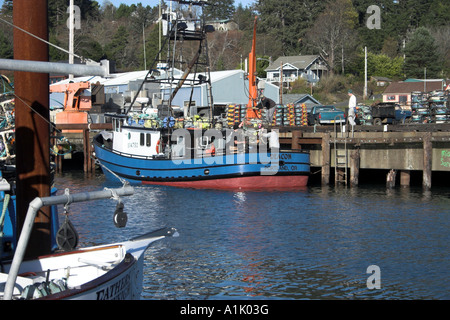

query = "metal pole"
[69,0,74,79]
[0,59,108,77]
[364,46,367,100]
[13,0,51,258]
[3,186,134,300]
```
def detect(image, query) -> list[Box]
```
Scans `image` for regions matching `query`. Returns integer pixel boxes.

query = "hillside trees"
[0,0,449,78]
[204,0,235,20]
[304,0,358,74]
[404,27,442,78]
[256,0,324,56]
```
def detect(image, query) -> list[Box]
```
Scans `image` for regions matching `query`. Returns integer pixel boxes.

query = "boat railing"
[3,185,134,300]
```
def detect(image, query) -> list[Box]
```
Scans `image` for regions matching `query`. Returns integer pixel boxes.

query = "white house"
[265,55,330,85]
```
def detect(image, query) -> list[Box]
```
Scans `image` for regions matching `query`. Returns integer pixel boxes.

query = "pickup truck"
[371,102,412,125]
[308,105,346,125]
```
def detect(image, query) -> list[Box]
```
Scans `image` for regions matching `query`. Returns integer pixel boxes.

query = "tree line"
[0,0,449,80]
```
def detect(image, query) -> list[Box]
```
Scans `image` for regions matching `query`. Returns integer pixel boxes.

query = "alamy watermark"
[366,265,381,289]
[366,5,381,30]
[66,5,81,30]
[170,128,280,175]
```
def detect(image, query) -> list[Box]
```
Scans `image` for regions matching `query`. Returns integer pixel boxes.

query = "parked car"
[308,105,346,125]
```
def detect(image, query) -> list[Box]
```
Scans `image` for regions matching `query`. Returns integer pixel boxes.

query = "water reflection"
[54,172,449,300]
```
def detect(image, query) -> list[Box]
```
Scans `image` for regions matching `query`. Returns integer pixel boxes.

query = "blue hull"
[93,135,310,189]
[1,188,59,259]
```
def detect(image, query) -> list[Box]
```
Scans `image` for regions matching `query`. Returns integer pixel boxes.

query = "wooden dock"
[52,123,112,173]
[278,123,450,189]
[53,122,450,189]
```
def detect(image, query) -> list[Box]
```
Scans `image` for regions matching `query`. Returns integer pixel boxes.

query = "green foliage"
[404,27,441,78]
[256,56,271,78]
[115,4,137,19]
[257,0,325,56]
[49,33,67,61]
[1,0,447,77]
[204,0,235,20]
[104,26,129,69]
[0,32,12,59]
[348,49,404,80]
[140,23,167,70]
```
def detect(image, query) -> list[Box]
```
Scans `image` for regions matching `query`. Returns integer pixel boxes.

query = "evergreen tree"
[0,32,12,59]
[104,25,130,69]
[0,0,13,14]
[115,4,137,20]
[204,0,235,20]
[140,23,167,70]
[232,3,254,31]
[404,27,441,78]
[257,0,324,56]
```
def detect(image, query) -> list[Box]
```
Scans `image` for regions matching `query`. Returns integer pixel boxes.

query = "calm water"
[54,171,449,300]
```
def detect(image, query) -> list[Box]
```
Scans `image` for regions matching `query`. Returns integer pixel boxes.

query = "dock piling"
[423,132,432,190]
[321,133,330,185]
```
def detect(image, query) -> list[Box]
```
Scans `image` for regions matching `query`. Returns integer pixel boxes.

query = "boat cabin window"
[113,118,122,132]
[139,133,152,147]
[200,136,210,148]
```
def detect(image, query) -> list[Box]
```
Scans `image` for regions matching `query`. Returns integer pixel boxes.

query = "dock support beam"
[400,170,410,187]
[291,130,302,150]
[423,132,432,190]
[386,169,397,188]
[321,133,330,185]
[350,148,360,187]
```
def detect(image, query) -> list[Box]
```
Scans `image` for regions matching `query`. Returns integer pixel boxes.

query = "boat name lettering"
[270,153,291,160]
[279,165,297,171]
[128,142,139,148]
[96,274,131,300]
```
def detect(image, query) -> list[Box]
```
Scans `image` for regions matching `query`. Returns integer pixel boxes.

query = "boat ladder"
[333,115,352,186]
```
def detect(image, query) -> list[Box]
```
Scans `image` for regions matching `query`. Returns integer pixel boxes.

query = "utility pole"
[279,61,283,104]
[364,46,368,101]
[69,0,74,79]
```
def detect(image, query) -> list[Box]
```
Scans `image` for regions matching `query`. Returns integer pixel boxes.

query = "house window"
[399,95,408,104]
[387,96,396,101]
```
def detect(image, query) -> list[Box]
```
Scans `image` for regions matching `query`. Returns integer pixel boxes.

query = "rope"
[0,16,92,63]
[93,158,129,186]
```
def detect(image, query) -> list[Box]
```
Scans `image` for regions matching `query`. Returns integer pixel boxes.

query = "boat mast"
[246,16,259,119]
[13,0,52,258]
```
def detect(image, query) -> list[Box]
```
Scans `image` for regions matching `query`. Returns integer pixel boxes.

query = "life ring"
[205,144,215,157]
[156,139,161,153]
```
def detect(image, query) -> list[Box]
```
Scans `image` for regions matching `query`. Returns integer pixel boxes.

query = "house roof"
[371,76,392,82]
[283,93,321,105]
[383,80,446,94]
[266,55,329,71]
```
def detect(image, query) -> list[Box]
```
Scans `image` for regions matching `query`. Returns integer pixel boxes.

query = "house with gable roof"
[264,55,330,85]
[382,79,447,106]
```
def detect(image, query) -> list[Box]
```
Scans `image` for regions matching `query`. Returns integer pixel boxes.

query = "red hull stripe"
[142,175,308,190]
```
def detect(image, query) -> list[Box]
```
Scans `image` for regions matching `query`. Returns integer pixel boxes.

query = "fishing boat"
[93,1,310,190]
[0,0,177,300]
[0,185,178,300]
